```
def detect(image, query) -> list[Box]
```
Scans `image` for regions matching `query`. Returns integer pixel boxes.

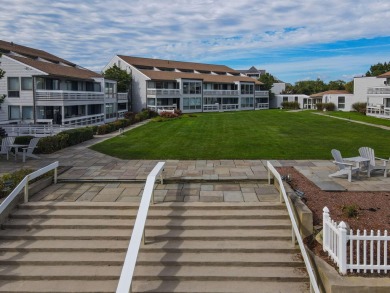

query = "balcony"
[255,91,269,97]
[203,90,239,96]
[367,87,390,95]
[36,90,104,102]
[147,89,181,97]
[118,93,128,100]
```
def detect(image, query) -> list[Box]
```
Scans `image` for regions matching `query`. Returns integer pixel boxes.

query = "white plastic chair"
[0,137,15,157]
[17,137,40,162]
[359,147,389,178]
[329,149,360,182]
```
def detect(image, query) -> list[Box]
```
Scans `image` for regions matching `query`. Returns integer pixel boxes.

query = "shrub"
[342,204,359,218]
[62,128,94,146]
[352,102,367,114]
[0,168,34,198]
[281,101,300,110]
[36,133,69,154]
[160,111,179,119]
[15,136,34,145]
[316,102,336,111]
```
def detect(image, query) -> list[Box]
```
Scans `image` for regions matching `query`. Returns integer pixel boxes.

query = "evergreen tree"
[365,62,390,77]
[103,64,132,92]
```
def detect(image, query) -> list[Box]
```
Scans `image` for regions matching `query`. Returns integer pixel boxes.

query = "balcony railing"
[203,104,219,111]
[255,91,269,97]
[366,105,390,118]
[117,93,128,100]
[36,90,104,102]
[63,113,105,126]
[203,90,239,96]
[147,89,181,96]
[367,87,390,95]
[255,103,269,109]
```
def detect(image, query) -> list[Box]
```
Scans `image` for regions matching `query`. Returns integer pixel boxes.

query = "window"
[283,96,288,102]
[183,81,201,95]
[183,97,201,110]
[87,104,103,115]
[338,96,345,109]
[22,106,33,120]
[8,77,20,97]
[295,96,298,102]
[21,77,33,90]
[9,105,20,120]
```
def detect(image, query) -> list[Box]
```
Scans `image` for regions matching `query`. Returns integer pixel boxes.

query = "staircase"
[0,201,309,293]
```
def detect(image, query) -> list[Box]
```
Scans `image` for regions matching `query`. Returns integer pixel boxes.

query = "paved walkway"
[1,121,390,194]
[313,112,390,131]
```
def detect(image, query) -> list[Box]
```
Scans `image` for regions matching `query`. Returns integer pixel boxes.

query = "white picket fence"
[323,207,390,274]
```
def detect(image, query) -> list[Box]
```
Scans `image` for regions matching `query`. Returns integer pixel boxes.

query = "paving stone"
[200,191,223,202]
[200,185,214,191]
[223,191,243,202]
[255,185,279,195]
[181,189,200,197]
[214,184,241,191]
[242,192,259,202]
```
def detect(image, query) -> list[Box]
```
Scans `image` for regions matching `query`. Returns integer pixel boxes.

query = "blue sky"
[1,0,390,84]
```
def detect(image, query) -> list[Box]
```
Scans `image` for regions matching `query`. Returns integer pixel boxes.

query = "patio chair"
[329,149,360,182]
[358,147,389,178]
[16,137,40,162]
[0,137,15,157]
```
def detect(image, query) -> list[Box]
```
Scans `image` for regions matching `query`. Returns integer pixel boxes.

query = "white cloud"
[1,0,390,82]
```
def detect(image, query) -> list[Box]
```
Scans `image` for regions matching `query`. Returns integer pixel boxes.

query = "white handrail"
[0,161,59,215]
[267,161,320,293]
[116,162,165,293]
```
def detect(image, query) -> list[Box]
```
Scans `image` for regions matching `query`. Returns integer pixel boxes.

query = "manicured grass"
[90,110,390,160]
[322,111,390,127]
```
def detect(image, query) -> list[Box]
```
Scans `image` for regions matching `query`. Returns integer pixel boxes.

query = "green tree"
[291,79,328,95]
[365,62,390,77]
[0,53,6,103]
[327,80,346,90]
[344,80,354,93]
[103,64,132,92]
[259,73,278,98]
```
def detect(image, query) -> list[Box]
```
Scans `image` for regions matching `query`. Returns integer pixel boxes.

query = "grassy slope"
[91,110,390,160]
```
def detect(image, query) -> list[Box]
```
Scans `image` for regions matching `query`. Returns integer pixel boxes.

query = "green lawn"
[90,110,390,160]
[322,111,390,127]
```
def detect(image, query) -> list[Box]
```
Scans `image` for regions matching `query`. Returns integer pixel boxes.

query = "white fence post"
[323,207,329,252]
[24,175,30,203]
[338,221,348,275]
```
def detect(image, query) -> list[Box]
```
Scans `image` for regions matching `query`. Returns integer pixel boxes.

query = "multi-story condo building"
[0,40,128,126]
[103,56,269,113]
[358,73,390,118]
[237,66,266,79]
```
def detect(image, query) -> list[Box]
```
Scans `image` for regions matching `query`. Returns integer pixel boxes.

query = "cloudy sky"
[1,0,390,83]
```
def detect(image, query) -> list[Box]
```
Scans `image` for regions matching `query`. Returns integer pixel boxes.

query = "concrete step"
[0,239,298,253]
[132,280,310,293]
[11,207,289,219]
[18,201,286,210]
[0,251,303,267]
[3,218,292,230]
[0,239,129,252]
[133,265,309,281]
[0,227,292,240]
[0,264,122,280]
[0,280,118,293]
[0,251,126,265]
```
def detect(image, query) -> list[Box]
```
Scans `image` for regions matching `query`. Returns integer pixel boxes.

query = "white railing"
[0,162,59,215]
[255,90,269,97]
[36,90,104,101]
[203,90,239,96]
[256,103,269,109]
[157,109,175,115]
[366,105,390,118]
[267,161,320,293]
[221,104,239,110]
[367,87,390,95]
[203,104,219,111]
[147,105,177,112]
[117,93,128,100]
[146,89,181,96]
[63,114,105,126]
[116,162,165,293]
[323,207,390,274]
[1,124,71,137]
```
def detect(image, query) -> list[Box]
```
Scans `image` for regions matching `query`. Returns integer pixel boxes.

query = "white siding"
[273,94,309,109]
[354,76,386,102]
[0,55,45,123]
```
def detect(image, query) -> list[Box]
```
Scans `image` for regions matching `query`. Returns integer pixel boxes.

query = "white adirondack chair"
[358,147,389,178]
[0,137,15,157]
[329,149,360,182]
[17,137,40,162]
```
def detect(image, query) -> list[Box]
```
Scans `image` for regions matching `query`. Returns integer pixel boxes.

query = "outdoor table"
[7,144,28,162]
[344,156,371,176]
